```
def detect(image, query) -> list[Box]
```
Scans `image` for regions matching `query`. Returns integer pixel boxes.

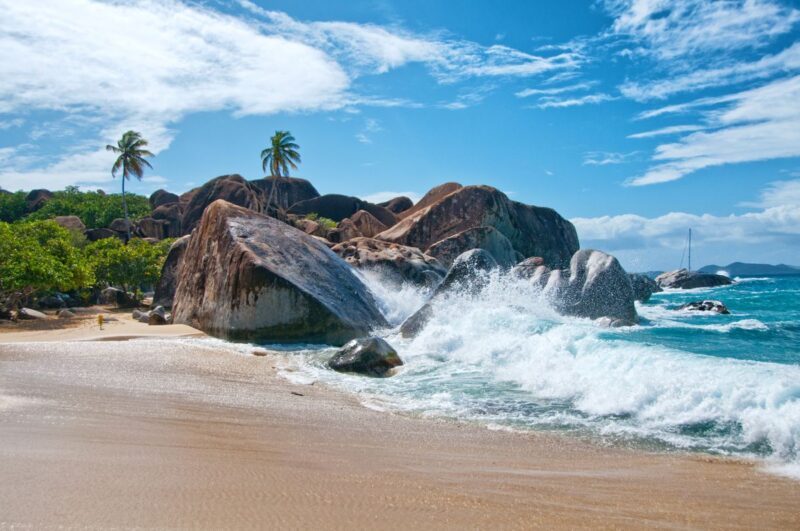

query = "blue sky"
[1,0,799,270]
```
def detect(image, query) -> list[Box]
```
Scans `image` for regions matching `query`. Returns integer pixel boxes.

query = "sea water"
[269,271,800,478]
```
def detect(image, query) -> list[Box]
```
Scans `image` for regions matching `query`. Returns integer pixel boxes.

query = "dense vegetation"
[0,219,173,311]
[0,186,150,228]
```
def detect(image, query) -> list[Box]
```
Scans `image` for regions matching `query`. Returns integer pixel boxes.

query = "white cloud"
[355,118,382,144]
[742,179,800,208]
[535,93,615,109]
[627,124,706,139]
[360,190,422,204]
[515,81,595,98]
[0,118,23,130]
[583,151,638,166]
[604,0,800,61]
[631,75,800,185]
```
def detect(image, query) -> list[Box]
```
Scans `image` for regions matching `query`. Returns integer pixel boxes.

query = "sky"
[0,0,799,271]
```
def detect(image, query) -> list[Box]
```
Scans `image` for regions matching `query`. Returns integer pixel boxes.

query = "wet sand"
[0,330,798,528]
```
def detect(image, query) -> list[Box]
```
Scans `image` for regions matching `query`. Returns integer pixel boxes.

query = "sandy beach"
[1,317,798,529]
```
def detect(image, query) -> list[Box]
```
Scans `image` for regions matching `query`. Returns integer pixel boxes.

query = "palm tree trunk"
[265,175,279,217]
[121,176,130,244]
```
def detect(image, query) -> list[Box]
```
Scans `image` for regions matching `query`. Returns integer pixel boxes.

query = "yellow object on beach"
[97,314,104,329]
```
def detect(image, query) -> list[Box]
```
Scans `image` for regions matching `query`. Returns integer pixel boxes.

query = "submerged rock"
[328,337,403,377]
[679,300,730,314]
[172,200,388,345]
[656,269,733,290]
[629,273,662,302]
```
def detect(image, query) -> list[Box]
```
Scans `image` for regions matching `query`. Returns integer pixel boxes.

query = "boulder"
[18,307,47,320]
[629,273,662,302]
[510,257,545,279]
[377,196,413,215]
[426,226,521,268]
[250,176,320,211]
[84,228,118,242]
[57,309,75,319]
[328,337,403,377]
[400,250,498,337]
[148,306,168,325]
[398,182,462,219]
[181,175,265,234]
[136,217,169,240]
[132,309,149,322]
[151,203,183,237]
[292,218,326,238]
[54,215,85,233]
[109,218,134,234]
[25,189,52,213]
[376,185,578,269]
[331,237,446,286]
[172,200,388,345]
[350,210,388,238]
[149,189,179,209]
[679,300,731,314]
[540,250,637,326]
[37,294,65,309]
[656,269,733,290]
[287,194,397,227]
[99,287,133,307]
[327,218,362,244]
[152,235,191,308]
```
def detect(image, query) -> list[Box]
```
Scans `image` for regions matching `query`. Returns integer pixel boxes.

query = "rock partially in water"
[172,200,388,345]
[426,226,521,269]
[328,337,403,377]
[331,237,446,287]
[656,269,733,290]
[629,273,662,302]
[679,300,731,314]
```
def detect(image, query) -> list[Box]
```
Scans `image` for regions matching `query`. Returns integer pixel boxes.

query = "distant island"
[699,262,800,277]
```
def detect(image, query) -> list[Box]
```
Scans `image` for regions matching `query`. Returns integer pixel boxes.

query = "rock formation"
[287,194,397,227]
[180,175,265,234]
[149,189,179,209]
[331,237,446,286]
[656,269,733,290]
[328,337,403,377]
[152,235,191,308]
[172,200,387,345]
[54,215,85,233]
[679,300,731,314]
[426,226,521,268]
[378,196,413,215]
[249,176,320,211]
[25,189,52,213]
[628,273,662,302]
[376,185,578,268]
[398,182,462,219]
[349,210,388,238]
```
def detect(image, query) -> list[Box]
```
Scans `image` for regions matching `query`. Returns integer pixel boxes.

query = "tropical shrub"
[85,237,174,296]
[28,186,150,229]
[0,191,28,223]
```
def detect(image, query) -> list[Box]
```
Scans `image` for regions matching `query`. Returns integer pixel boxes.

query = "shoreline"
[1,321,799,528]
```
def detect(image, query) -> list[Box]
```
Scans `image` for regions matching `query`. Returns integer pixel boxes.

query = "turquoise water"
[276,272,800,477]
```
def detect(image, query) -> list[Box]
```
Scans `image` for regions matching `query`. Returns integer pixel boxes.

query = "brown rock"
[172,200,387,345]
[180,175,265,234]
[149,189,179,209]
[376,185,578,268]
[136,217,169,240]
[250,176,320,211]
[54,215,85,233]
[151,203,183,237]
[378,196,414,214]
[327,218,362,244]
[287,194,397,227]
[350,210,388,238]
[426,226,521,268]
[25,189,52,213]
[331,237,446,286]
[398,182,462,219]
[153,235,191,308]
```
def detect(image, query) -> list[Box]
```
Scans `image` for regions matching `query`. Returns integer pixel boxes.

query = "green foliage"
[304,213,337,230]
[0,220,94,308]
[0,191,28,222]
[28,186,150,229]
[85,237,174,295]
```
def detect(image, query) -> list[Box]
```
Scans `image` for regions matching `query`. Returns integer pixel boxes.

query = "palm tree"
[106,131,154,242]
[260,131,301,215]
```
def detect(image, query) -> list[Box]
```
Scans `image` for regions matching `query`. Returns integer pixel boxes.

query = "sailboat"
[678,228,692,272]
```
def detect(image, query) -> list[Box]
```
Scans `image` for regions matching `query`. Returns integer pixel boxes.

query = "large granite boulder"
[349,210,388,238]
[152,235,191,308]
[151,202,183,237]
[378,196,413,215]
[250,176,320,211]
[172,200,388,345]
[136,217,169,240]
[629,273,662,302]
[327,218,362,244]
[540,250,637,326]
[149,189,179,209]
[181,175,265,234]
[656,269,733,290]
[288,194,397,227]
[376,185,578,269]
[109,218,134,234]
[328,337,403,377]
[54,215,85,233]
[84,227,118,242]
[398,182,462,219]
[426,226,521,268]
[331,237,446,286]
[25,189,52,213]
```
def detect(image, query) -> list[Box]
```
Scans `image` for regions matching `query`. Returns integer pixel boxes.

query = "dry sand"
[0,319,798,529]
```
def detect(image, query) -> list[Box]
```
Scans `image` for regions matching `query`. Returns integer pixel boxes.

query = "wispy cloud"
[515,81,595,98]
[535,93,615,109]
[355,118,382,144]
[583,151,639,166]
[627,124,706,139]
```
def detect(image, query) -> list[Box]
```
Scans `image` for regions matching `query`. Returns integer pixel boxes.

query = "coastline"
[1,321,799,528]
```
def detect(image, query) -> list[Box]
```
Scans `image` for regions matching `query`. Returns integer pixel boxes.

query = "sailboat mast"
[688,228,692,272]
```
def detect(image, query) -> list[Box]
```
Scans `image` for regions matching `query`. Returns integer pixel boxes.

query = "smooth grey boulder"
[172,200,388,345]
[679,300,731,314]
[148,305,168,325]
[541,250,637,325]
[426,226,521,268]
[132,309,149,323]
[377,196,413,215]
[18,307,47,320]
[629,273,662,302]
[331,237,446,287]
[57,309,75,319]
[328,337,403,377]
[656,269,733,290]
[99,287,133,307]
[152,235,190,308]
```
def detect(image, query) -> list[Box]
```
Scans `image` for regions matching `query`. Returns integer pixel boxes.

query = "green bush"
[0,220,94,309]
[304,212,337,230]
[0,191,28,223]
[28,186,150,229]
[85,237,174,296]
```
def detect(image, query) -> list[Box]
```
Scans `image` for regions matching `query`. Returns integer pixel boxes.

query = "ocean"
[267,271,800,478]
